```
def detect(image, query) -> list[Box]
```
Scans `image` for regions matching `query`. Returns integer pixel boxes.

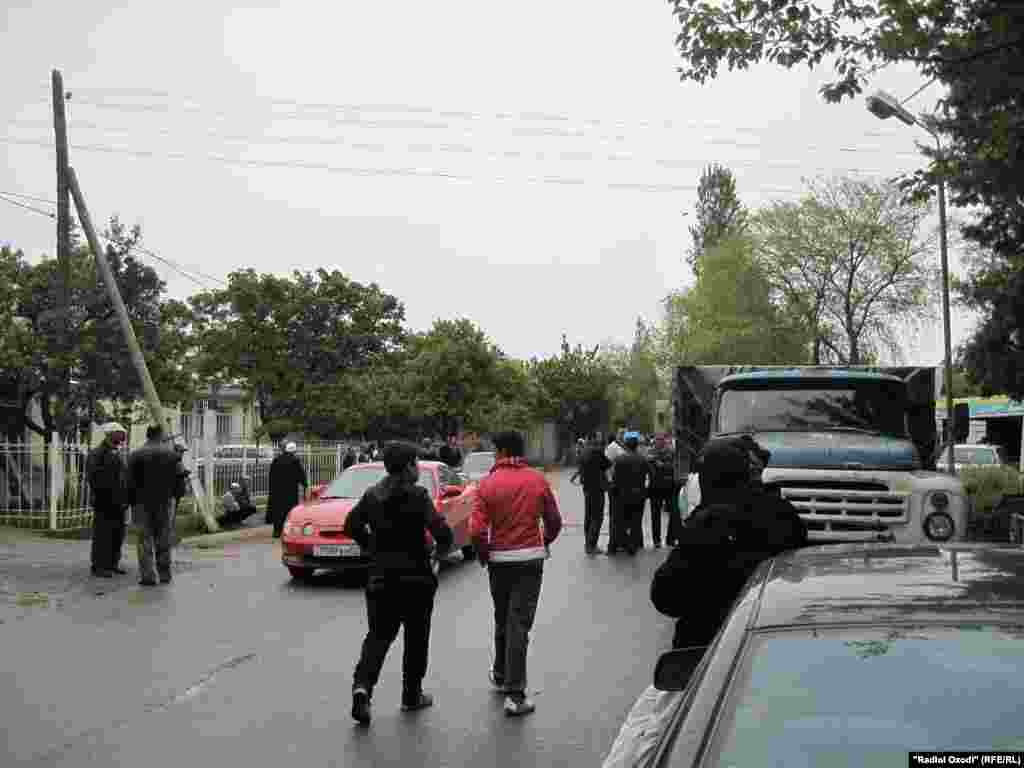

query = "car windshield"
[703,625,1024,767]
[717,382,908,436]
[955,446,997,465]
[321,466,437,499]
[464,453,495,476]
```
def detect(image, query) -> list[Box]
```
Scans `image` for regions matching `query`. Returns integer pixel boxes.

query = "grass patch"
[15,592,50,608]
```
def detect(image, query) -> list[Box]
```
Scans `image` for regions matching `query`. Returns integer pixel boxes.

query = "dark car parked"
[603,543,1024,767]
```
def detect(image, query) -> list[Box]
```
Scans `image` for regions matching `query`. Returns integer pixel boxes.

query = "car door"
[437,465,472,547]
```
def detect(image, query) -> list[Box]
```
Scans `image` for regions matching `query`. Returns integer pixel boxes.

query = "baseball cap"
[623,430,641,441]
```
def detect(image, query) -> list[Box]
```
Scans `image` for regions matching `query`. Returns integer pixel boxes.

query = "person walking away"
[646,434,676,549]
[570,436,612,555]
[126,424,182,586]
[650,436,807,648]
[344,441,454,725]
[267,442,308,538]
[469,430,562,717]
[611,432,651,555]
[438,434,462,468]
[87,423,129,577]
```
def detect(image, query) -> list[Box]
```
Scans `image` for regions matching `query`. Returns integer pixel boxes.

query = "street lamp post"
[866,90,956,476]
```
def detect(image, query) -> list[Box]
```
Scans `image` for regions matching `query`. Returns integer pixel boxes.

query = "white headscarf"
[285,442,297,453]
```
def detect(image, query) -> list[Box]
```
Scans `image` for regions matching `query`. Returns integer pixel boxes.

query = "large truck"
[673,366,971,544]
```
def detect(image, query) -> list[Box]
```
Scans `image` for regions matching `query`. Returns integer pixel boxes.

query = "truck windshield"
[717,382,908,437]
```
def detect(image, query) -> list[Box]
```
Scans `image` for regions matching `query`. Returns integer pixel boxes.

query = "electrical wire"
[0,187,224,288]
[0,193,56,219]
[0,189,58,205]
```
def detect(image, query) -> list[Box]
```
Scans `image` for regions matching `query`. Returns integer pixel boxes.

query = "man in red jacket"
[469,430,562,717]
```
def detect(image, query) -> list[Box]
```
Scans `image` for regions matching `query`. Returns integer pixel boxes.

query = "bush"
[959,466,1022,518]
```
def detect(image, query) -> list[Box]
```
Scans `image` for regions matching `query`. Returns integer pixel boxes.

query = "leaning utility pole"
[52,70,72,435]
[67,166,218,531]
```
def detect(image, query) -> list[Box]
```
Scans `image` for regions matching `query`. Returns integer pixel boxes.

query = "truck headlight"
[923,512,954,542]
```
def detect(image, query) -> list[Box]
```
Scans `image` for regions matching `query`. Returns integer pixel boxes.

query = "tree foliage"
[753,177,936,364]
[601,318,663,434]
[688,163,748,278]
[190,268,406,434]
[1,220,193,441]
[530,336,616,438]
[660,235,810,365]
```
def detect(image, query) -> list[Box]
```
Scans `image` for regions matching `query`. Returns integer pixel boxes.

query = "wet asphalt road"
[2,470,676,767]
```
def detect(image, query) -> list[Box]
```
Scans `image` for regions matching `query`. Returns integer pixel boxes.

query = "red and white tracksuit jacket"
[469,458,563,563]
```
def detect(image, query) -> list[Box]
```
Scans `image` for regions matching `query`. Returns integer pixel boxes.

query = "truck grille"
[768,480,909,529]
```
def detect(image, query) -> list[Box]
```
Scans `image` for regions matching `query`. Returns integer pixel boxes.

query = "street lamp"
[866,88,956,476]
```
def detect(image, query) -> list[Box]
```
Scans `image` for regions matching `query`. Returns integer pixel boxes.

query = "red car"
[280,460,475,582]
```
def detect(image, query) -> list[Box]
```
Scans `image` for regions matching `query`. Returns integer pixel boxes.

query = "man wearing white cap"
[267,441,308,538]
[87,422,129,577]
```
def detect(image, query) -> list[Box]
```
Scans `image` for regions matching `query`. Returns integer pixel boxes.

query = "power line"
[0,189,58,205]
[0,193,56,219]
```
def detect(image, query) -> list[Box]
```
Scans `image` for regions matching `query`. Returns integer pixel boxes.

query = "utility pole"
[52,70,72,438]
[67,166,218,531]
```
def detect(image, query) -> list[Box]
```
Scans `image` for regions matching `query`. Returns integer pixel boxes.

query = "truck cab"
[675,366,969,545]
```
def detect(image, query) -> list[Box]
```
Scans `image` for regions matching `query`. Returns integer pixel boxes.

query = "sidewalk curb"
[181,524,274,547]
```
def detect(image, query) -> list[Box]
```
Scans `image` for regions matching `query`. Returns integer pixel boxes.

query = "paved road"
[2,470,677,767]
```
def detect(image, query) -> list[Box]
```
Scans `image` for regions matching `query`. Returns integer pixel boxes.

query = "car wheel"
[461,544,476,562]
[288,566,315,583]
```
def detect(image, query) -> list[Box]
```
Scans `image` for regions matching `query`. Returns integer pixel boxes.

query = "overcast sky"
[1,0,977,366]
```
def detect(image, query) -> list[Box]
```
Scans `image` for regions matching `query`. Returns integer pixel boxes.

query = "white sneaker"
[504,694,535,716]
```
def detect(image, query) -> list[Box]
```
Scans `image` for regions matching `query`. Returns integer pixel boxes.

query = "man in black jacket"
[646,433,676,549]
[87,423,129,577]
[438,434,462,468]
[267,442,308,538]
[126,424,183,586]
[343,441,454,726]
[650,436,807,648]
[571,436,612,555]
[611,431,651,555]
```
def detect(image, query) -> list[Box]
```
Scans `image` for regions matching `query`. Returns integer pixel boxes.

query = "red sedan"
[280,460,475,582]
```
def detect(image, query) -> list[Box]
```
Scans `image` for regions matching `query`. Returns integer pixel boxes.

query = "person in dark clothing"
[342,448,357,470]
[344,441,454,726]
[87,423,129,577]
[218,477,258,527]
[650,436,808,648]
[646,433,676,549]
[126,424,183,586]
[438,434,462,468]
[267,442,308,538]
[570,437,612,555]
[611,432,651,555]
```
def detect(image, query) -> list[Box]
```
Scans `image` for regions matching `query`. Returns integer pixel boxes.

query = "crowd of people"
[86,419,808,729]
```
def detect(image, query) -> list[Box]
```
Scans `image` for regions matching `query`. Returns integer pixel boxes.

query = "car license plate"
[313,544,360,557]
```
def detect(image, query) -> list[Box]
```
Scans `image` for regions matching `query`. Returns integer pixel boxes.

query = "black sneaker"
[139,578,157,587]
[91,568,113,578]
[401,692,433,712]
[351,688,371,725]
[159,575,172,584]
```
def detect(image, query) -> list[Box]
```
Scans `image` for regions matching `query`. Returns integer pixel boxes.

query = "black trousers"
[666,483,684,545]
[488,560,544,694]
[353,581,436,697]
[90,503,126,571]
[582,488,606,551]
[622,500,645,553]
[607,492,626,552]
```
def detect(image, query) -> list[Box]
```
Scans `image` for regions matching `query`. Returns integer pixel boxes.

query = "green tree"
[659,235,810,365]
[601,318,663,434]
[688,163,748,279]
[530,336,616,439]
[190,268,406,435]
[401,318,515,438]
[753,177,936,364]
[3,220,192,441]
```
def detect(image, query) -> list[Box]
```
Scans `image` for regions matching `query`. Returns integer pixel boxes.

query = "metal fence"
[0,437,353,531]
[0,438,92,530]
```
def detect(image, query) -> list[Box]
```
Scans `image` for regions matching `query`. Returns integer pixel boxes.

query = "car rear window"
[703,625,1024,767]
[955,447,997,465]
[322,466,437,499]
[464,453,495,475]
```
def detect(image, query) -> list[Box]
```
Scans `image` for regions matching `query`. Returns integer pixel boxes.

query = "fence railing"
[1,437,354,531]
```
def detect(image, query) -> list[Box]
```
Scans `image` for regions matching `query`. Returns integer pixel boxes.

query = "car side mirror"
[653,646,708,691]
[440,485,462,499]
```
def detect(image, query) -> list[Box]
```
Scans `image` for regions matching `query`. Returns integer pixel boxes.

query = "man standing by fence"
[87,423,129,578]
[126,424,182,586]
